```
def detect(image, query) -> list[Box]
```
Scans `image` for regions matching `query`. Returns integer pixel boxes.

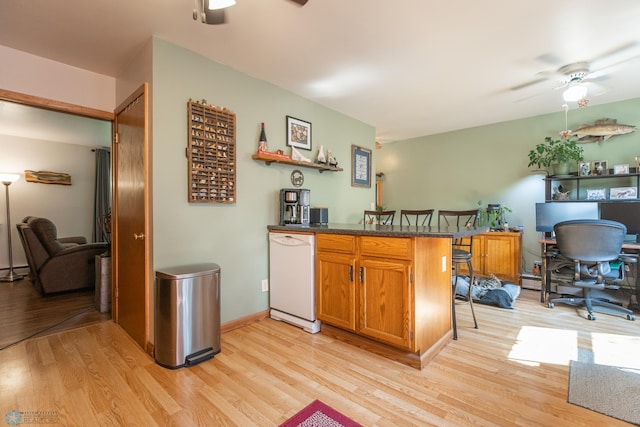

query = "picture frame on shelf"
[613,164,630,175]
[610,187,637,200]
[286,116,312,151]
[578,162,591,176]
[592,160,608,176]
[351,145,371,188]
[586,188,607,200]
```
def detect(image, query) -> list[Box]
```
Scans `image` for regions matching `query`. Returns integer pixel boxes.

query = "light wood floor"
[1,289,638,426]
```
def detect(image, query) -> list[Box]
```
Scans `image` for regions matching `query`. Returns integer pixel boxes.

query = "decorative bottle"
[258,122,267,152]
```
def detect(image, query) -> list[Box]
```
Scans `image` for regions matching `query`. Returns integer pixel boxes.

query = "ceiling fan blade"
[289,0,309,5]
[584,81,609,97]
[510,77,549,91]
[589,41,640,67]
[587,53,640,79]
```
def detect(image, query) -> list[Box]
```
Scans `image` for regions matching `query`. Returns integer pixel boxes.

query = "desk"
[539,239,640,304]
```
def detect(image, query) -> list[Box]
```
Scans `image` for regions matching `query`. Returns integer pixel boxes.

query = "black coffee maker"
[279,188,310,225]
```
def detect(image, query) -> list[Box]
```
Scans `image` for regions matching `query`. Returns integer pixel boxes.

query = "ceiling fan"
[511,42,640,102]
[194,0,309,25]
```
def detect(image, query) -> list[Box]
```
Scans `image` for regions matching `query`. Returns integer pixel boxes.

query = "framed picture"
[578,162,591,176]
[613,164,630,175]
[586,188,607,200]
[351,145,371,188]
[286,116,312,150]
[610,187,637,199]
[592,160,608,176]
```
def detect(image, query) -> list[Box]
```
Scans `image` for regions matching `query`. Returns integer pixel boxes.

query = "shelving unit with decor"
[187,100,236,203]
[252,152,343,173]
[545,169,640,202]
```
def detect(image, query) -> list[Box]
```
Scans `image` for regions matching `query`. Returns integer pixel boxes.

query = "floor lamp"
[0,173,23,282]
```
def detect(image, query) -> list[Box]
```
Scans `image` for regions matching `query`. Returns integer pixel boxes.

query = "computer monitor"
[535,202,599,233]
[599,201,640,241]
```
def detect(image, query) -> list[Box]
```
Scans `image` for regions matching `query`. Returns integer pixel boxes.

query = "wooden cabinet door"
[483,233,521,283]
[316,250,357,331]
[358,256,413,350]
[459,233,522,284]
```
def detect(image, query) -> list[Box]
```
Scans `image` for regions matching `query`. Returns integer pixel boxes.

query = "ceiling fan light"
[563,84,588,102]
[207,0,236,10]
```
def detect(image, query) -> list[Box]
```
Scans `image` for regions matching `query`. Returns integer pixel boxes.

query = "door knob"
[133,233,145,240]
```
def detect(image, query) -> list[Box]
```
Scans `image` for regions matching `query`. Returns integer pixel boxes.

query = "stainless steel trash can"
[155,263,221,369]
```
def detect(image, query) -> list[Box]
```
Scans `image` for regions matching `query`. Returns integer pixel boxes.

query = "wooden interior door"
[113,83,150,350]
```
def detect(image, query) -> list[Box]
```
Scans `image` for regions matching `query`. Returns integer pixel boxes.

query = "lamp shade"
[563,84,588,102]
[207,0,236,10]
[0,173,19,184]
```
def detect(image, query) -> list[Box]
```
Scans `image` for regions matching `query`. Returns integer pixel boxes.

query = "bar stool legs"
[452,260,478,340]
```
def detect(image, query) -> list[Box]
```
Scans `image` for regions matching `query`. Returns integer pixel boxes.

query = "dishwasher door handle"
[271,235,310,247]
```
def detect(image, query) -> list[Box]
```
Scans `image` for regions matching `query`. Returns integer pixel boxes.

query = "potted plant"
[527,136,584,176]
[477,201,512,230]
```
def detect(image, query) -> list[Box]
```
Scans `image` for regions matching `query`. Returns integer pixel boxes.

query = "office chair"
[438,209,479,339]
[400,209,434,226]
[363,210,396,225]
[548,219,636,321]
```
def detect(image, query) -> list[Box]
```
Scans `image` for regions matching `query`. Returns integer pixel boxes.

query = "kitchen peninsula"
[267,223,488,369]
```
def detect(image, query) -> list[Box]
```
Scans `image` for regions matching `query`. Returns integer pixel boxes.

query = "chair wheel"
[628,314,636,321]
[587,314,596,321]
[548,302,554,309]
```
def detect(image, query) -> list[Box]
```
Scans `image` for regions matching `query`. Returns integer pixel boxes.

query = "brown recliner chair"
[16,217,110,294]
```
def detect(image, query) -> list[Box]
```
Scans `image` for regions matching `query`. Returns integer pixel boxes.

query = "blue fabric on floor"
[452,275,520,309]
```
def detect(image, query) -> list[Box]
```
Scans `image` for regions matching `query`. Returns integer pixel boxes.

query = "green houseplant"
[527,136,584,176]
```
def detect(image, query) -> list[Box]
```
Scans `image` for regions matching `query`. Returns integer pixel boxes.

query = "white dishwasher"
[268,232,321,333]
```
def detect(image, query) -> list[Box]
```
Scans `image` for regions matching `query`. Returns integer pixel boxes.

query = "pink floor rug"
[280,400,363,427]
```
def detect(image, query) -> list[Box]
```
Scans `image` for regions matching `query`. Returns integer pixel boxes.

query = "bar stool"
[400,209,434,226]
[438,209,479,340]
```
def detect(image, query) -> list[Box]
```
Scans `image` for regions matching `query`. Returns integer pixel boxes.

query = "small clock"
[291,169,304,187]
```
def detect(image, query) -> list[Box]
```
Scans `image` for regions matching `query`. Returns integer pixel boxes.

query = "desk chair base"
[548,289,636,321]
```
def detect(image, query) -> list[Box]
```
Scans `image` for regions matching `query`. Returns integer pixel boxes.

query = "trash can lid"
[156,263,220,280]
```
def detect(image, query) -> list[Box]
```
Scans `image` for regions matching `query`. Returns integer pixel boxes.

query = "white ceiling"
[2,0,640,144]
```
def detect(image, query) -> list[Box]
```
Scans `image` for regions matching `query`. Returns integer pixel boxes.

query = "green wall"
[150,39,375,325]
[378,98,640,273]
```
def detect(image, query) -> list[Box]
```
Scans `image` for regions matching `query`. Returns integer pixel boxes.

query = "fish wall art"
[568,118,636,143]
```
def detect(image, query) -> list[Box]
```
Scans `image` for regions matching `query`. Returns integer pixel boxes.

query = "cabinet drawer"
[360,237,412,260]
[317,234,357,254]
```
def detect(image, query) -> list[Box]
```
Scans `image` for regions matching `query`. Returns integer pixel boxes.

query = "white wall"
[0,45,116,111]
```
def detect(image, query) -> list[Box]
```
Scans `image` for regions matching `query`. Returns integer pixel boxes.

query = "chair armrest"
[59,236,88,245]
[59,242,109,256]
[619,253,638,264]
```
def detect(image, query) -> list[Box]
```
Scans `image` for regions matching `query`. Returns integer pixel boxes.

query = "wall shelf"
[545,172,640,202]
[252,153,343,173]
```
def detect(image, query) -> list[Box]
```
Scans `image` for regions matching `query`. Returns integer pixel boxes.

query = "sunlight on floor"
[507,326,578,366]
[591,332,640,369]
[507,325,640,368]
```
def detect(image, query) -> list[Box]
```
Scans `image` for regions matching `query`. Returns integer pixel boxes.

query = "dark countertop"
[267,223,489,238]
